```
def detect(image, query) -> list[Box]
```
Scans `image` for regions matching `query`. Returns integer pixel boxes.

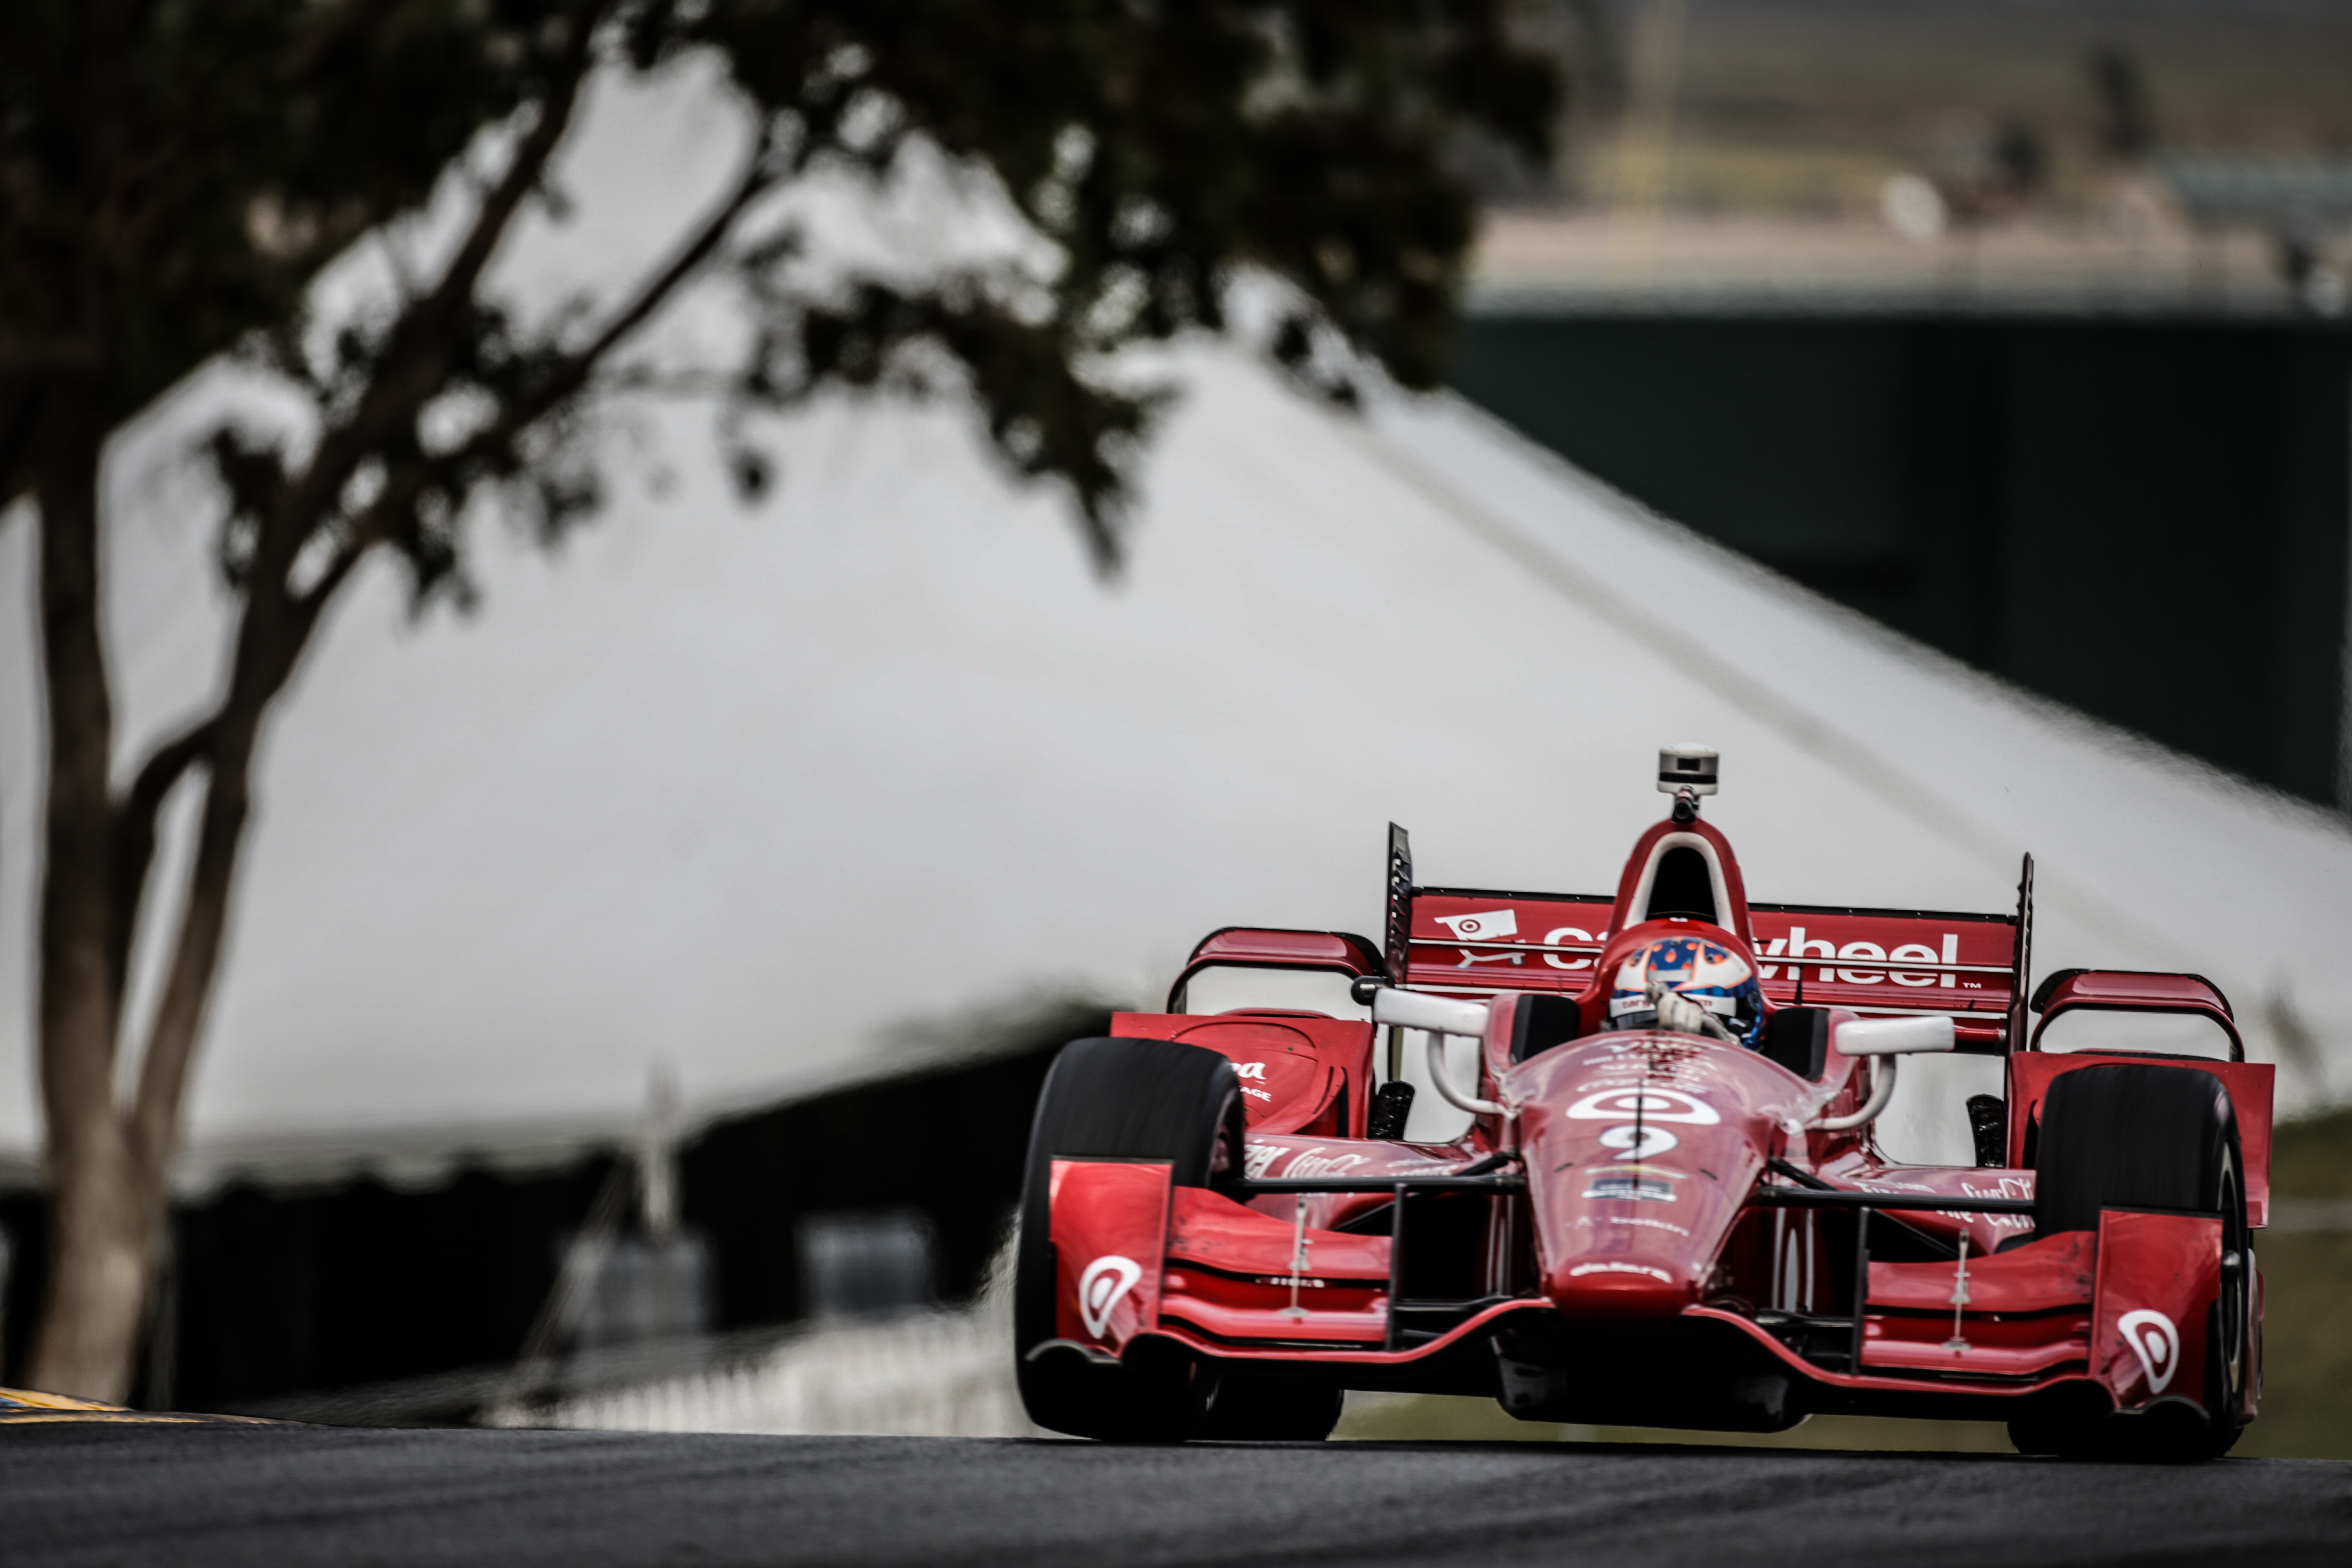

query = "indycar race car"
[1015,747,2270,1458]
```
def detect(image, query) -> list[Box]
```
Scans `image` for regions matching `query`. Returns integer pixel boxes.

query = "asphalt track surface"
[5,1424,2349,1566]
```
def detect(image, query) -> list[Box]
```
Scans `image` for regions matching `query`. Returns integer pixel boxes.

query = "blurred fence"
[488,1293,1035,1438]
[0,1000,1103,1417]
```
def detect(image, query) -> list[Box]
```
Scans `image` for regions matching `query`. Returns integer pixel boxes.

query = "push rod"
[1237,1175,1528,1195]
[1751,1186,2034,1214]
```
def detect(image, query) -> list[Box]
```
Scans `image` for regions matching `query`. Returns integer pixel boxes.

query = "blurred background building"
[1461,0,2352,809]
[3,0,2351,1451]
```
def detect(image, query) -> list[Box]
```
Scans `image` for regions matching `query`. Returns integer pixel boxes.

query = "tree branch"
[112,28,618,1174]
[120,24,773,1167]
[111,24,605,1183]
[250,8,604,596]
[103,719,217,1011]
[0,375,40,512]
[281,0,416,80]
[564,121,784,375]
[121,757,249,1186]
[304,116,788,598]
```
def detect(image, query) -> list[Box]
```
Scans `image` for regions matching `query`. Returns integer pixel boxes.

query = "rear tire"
[2006,1063,2250,1462]
[1014,1037,1243,1441]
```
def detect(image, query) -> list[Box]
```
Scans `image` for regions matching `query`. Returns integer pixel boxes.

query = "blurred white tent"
[4,69,2348,1196]
[7,339,2348,1182]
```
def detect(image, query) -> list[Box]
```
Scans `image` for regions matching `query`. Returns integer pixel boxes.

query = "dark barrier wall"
[1451,314,2352,806]
[678,1029,1081,1330]
[0,1017,1093,1412]
[169,1165,611,1407]
[0,1165,608,1410]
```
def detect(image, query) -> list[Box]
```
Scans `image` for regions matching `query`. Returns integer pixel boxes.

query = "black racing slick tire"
[2006,1063,2251,1462]
[1197,1374,1346,1442]
[1014,1037,1244,1442]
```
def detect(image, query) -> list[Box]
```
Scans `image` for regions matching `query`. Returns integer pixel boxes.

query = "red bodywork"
[1047,814,2271,1431]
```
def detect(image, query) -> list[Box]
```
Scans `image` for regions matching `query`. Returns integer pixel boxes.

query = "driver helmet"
[1608,935,1764,1049]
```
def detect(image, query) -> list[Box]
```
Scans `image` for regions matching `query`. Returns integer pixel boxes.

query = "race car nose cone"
[1544,1254,1703,1319]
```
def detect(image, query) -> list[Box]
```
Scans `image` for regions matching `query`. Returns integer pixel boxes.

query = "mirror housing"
[1368,987,1490,1038]
[1365,986,1504,1117]
[1835,1014,1955,1056]
[1814,1014,1951,1131]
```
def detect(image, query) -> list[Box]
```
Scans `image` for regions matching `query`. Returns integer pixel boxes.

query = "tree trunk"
[26,390,165,1402]
[29,1127,157,1403]
[14,20,615,1399]
[24,424,280,1399]
[24,408,309,1400]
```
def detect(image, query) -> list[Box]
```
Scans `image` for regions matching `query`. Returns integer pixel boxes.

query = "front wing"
[1038,1158,2250,1424]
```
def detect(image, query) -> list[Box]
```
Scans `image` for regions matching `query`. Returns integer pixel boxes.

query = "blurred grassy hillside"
[2237,1106,2352,1458]
[1337,1107,2352,1456]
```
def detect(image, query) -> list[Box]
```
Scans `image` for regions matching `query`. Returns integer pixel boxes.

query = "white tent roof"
[7,346,2348,1189]
[5,83,2348,1195]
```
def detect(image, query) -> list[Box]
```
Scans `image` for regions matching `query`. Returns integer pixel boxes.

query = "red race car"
[1015,747,2269,1458]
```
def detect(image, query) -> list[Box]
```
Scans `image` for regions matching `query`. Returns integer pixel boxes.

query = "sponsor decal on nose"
[1582,1176,1678,1203]
[1569,1261,1674,1282]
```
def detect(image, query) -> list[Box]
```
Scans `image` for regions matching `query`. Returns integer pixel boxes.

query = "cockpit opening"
[1646,846,1719,922]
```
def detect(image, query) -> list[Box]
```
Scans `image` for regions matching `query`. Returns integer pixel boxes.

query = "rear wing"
[1385,825,2034,1053]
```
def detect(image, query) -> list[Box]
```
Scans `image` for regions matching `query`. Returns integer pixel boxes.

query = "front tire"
[1198,1374,1345,1442]
[2006,1063,2250,1462]
[1014,1037,1243,1441]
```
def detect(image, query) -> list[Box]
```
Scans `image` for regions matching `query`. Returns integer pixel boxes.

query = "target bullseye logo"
[1566,1088,1720,1126]
[2118,1308,2180,1393]
[1435,910,1517,941]
[1078,1255,1143,1338]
